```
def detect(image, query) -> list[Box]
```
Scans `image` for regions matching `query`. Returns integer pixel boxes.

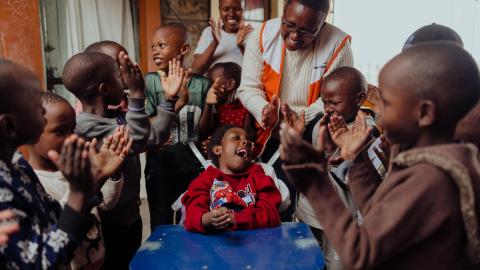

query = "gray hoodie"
[75,97,174,225]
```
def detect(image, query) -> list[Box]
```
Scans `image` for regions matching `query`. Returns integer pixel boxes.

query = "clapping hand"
[209,17,222,44]
[261,96,280,130]
[206,78,226,105]
[332,112,373,161]
[327,114,349,149]
[236,22,253,47]
[48,135,93,194]
[279,122,328,193]
[119,51,145,97]
[160,58,185,100]
[88,126,133,187]
[281,104,305,134]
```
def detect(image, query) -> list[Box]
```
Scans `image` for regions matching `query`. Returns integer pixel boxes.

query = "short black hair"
[0,59,39,113]
[285,0,330,13]
[208,124,240,167]
[387,42,480,127]
[154,23,190,44]
[209,62,242,89]
[403,23,463,51]
[62,52,118,102]
[41,91,70,106]
[84,40,126,54]
[323,66,367,95]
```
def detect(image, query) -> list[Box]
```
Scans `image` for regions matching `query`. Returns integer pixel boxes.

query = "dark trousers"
[100,218,142,270]
[146,170,202,231]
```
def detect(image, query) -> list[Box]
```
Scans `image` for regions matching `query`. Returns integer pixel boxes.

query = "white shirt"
[194,27,245,70]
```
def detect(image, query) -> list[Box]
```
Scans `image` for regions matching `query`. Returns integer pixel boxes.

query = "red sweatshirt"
[182,164,281,233]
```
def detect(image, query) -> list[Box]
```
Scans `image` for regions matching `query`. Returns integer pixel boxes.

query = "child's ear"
[0,114,17,139]
[226,79,236,91]
[357,91,367,107]
[418,100,436,127]
[212,145,223,156]
[180,43,191,58]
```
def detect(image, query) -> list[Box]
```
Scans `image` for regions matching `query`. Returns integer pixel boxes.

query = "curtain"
[65,0,136,61]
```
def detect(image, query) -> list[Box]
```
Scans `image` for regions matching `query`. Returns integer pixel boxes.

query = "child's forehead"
[223,127,247,137]
[322,78,354,96]
[154,28,185,43]
[207,66,225,79]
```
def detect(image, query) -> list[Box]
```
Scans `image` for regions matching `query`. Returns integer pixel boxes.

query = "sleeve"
[98,177,124,211]
[303,40,354,123]
[194,27,213,55]
[232,173,282,230]
[78,97,151,155]
[0,185,94,269]
[146,107,175,148]
[283,163,457,270]
[347,149,384,212]
[237,27,269,125]
[181,172,213,233]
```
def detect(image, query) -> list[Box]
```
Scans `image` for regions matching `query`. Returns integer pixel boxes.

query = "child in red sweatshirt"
[182,125,281,233]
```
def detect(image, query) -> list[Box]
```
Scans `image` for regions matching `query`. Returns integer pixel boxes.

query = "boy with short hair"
[84,40,132,112]
[182,125,281,232]
[145,23,211,229]
[28,92,131,269]
[63,51,179,269]
[292,66,381,270]
[280,43,480,269]
[0,59,127,269]
[200,62,252,139]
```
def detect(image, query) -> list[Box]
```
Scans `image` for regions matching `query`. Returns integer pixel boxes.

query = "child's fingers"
[73,139,85,177]
[81,147,89,176]
[89,137,100,156]
[211,213,231,224]
[121,138,133,158]
[316,125,328,152]
[47,150,61,169]
[0,222,19,234]
[64,137,75,175]
[0,210,15,220]
[168,60,173,77]
[102,136,113,152]
[110,130,121,151]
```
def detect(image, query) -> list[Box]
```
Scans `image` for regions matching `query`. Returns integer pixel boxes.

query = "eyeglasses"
[281,20,322,41]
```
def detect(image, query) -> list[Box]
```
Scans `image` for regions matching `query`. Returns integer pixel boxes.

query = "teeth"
[237,149,248,158]
[228,19,238,24]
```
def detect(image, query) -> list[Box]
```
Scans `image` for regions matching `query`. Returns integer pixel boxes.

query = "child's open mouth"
[236,148,249,159]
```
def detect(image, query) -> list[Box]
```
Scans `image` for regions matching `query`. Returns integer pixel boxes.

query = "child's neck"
[82,96,109,118]
[28,148,58,172]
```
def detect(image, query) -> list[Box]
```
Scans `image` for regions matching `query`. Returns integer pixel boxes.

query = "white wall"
[334,0,480,84]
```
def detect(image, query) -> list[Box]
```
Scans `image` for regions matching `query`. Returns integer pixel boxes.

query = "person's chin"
[284,38,303,51]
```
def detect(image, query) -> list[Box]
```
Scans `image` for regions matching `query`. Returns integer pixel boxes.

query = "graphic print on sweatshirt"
[209,179,255,211]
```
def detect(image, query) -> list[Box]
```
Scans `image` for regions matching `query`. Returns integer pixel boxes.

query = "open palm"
[160,58,185,98]
[337,112,373,161]
[88,126,133,186]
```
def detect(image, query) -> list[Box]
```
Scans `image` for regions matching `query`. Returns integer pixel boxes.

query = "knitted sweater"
[237,27,354,125]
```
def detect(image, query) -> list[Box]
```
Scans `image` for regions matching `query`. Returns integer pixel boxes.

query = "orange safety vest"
[254,18,352,157]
